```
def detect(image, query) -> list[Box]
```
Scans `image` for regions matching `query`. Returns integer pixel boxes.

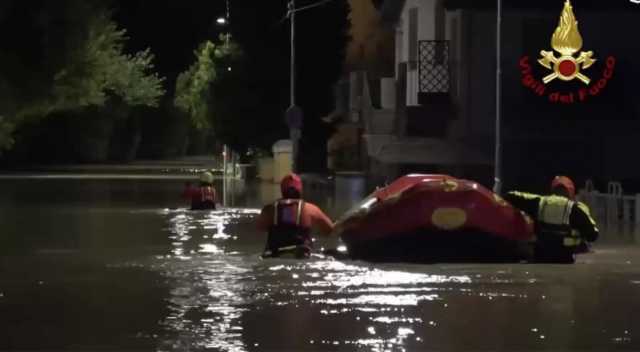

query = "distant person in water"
[186,171,217,210]
[256,173,334,258]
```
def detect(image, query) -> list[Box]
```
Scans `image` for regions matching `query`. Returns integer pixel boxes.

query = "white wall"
[395,0,438,107]
[444,9,465,139]
[418,0,437,40]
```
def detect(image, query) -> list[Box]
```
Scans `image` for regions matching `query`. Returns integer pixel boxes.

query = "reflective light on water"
[6,178,640,351]
[199,244,223,254]
[155,208,256,352]
[87,197,640,350]
[371,317,423,324]
[396,327,415,340]
[316,294,440,306]
[244,257,485,350]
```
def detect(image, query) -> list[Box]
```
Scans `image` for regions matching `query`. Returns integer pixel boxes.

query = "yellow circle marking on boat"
[432,208,467,230]
[441,180,459,192]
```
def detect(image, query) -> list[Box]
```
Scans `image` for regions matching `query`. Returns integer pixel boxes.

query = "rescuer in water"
[504,176,599,263]
[256,173,334,258]
[185,171,217,210]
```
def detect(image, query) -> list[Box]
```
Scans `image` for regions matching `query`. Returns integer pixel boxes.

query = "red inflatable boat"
[334,174,535,262]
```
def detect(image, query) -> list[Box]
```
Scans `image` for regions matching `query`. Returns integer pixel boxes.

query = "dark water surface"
[1,178,640,351]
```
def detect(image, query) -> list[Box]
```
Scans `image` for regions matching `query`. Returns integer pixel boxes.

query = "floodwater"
[1,177,640,351]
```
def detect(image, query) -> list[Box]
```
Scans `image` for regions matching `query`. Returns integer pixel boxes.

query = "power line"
[280,0,342,23]
[292,0,341,14]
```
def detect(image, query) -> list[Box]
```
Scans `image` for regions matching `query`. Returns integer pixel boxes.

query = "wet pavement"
[1,177,640,351]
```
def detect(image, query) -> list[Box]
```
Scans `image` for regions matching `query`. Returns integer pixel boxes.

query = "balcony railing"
[418,40,450,93]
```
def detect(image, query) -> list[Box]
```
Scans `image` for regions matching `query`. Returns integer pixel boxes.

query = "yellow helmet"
[199,171,214,184]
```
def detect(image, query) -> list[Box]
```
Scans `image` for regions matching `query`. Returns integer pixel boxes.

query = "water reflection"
[242,260,476,351]
[155,208,258,352]
[3,178,640,351]
[154,207,482,351]
[149,204,640,352]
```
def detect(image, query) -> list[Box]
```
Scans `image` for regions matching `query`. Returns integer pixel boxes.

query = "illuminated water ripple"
[144,206,638,352]
[154,208,259,352]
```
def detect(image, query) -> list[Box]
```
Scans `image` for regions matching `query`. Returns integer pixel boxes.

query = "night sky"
[114,0,229,87]
[113,0,349,169]
[113,0,347,99]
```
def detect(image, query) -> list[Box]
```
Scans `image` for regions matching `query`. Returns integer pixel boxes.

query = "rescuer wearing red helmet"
[504,175,598,263]
[256,173,334,258]
[551,176,576,200]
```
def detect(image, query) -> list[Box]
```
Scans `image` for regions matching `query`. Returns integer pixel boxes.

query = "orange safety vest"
[266,199,311,254]
[191,186,216,210]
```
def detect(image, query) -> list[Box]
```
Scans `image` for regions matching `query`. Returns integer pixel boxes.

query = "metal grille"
[418,40,450,93]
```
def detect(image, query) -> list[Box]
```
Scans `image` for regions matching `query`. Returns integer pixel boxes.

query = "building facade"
[351,0,640,191]
[442,0,640,192]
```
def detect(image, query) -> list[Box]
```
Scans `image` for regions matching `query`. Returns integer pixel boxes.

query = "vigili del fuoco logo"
[519,0,616,104]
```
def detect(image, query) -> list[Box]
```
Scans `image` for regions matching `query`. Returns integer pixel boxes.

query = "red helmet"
[551,176,575,200]
[281,173,303,197]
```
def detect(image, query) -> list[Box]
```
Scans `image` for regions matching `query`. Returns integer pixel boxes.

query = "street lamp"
[218,0,233,192]
[285,0,303,173]
[493,0,503,195]
[284,0,340,173]
[216,0,231,47]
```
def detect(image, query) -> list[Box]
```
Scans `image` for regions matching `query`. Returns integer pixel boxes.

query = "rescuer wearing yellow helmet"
[183,171,217,210]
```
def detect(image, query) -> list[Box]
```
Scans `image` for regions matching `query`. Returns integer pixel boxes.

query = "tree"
[174,37,241,130]
[0,0,165,152]
[51,10,165,111]
[346,0,394,75]
[0,117,13,150]
[174,36,244,139]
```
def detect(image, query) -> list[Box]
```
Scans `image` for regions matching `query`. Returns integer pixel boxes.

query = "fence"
[577,180,640,225]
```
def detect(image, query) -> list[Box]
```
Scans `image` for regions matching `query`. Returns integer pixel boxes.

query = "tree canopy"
[174,36,241,131]
[0,0,164,151]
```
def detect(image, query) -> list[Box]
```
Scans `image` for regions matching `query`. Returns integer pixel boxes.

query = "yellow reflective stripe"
[577,202,598,227]
[538,196,572,225]
[537,198,547,222]
[563,200,574,225]
[563,237,581,247]
[577,202,591,216]
[508,191,541,200]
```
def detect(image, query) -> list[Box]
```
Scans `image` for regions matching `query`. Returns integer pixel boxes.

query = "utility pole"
[222,144,227,206]
[285,0,338,173]
[286,0,303,173]
[290,0,296,109]
[493,0,503,195]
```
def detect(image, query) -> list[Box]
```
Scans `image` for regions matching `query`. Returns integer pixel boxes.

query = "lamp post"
[217,0,231,25]
[493,0,503,195]
[285,0,336,173]
[290,0,296,109]
[286,0,302,173]
[218,0,232,206]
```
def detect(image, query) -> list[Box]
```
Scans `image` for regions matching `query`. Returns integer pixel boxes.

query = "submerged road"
[1,177,639,351]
